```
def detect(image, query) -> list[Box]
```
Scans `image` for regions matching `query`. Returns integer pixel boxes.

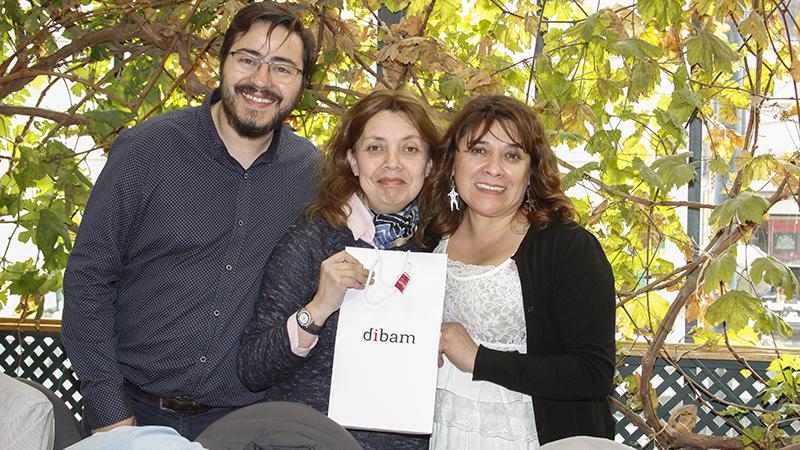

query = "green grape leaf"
[383,0,411,13]
[7,271,46,296]
[636,0,683,27]
[653,108,685,140]
[608,38,662,60]
[668,87,703,122]
[89,45,110,62]
[84,110,132,142]
[579,10,611,41]
[750,256,798,297]
[617,293,671,338]
[685,28,738,74]
[767,355,800,372]
[35,208,71,253]
[650,152,696,190]
[586,129,621,155]
[739,12,768,50]
[561,161,599,190]
[709,191,769,227]
[706,290,765,331]
[297,90,320,110]
[708,158,730,174]
[633,157,665,191]
[628,61,660,100]
[703,248,737,292]
[719,406,749,417]
[754,309,793,337]
[439,75,465,99]
[191,11,214,28]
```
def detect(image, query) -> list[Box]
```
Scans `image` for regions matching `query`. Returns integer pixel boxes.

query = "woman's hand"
[438,322,479,373]
[306,250,370,325]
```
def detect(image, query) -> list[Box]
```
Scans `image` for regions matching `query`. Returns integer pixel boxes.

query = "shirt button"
[225,264,232,271]
[237,220,244,227]
[243,172,249,180]
[199,356,207,363]
[213,310,220,317]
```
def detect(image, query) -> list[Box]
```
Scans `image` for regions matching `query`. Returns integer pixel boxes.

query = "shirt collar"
[345,194,375,245]
[200,91,227,162]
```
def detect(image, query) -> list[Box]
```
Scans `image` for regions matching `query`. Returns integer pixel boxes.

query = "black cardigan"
[472,220,616,444]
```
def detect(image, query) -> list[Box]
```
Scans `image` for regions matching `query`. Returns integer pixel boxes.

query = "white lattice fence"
[1,326,796,445]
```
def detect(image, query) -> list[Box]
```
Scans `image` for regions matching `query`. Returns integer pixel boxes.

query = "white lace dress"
[430,239,539,449]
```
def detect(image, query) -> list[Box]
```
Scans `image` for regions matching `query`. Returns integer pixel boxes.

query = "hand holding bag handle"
[301,250,370,343]
[363,250,412,306]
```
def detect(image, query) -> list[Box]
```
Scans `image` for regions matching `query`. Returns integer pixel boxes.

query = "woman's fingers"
[322,253,369,287]
[320,251,369,294]
[439,322,478,373]
[336,271,368,289]
[328,265,369,287]
[327,250,367,269]
[311,251,373,320]
[438,324,451,362]
[323,251,368,277]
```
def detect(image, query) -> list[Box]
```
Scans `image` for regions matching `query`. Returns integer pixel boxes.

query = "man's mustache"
[234,84,283,104]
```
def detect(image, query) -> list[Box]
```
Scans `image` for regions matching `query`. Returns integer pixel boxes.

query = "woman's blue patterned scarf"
[371,202,419,250]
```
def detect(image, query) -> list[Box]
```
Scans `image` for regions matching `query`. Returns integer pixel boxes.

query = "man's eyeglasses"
[229,51,303,81]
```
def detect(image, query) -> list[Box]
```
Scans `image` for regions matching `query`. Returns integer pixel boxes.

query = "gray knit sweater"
[237,216,429,450]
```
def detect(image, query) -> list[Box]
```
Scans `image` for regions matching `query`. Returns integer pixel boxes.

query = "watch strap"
[296,307,323,335]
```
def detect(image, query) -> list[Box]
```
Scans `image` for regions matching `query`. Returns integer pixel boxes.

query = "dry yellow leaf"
[607,11,629,39]
[382,60,406,89]
[668,405,698,435]
[685,291,701,322]
[562,103,597,138]
[464,69,492,90]
[391,15,423,37]
[586,199,610,227]
[681,242,696,262]
[523,14,540,35]
[791,59,800,82]
[662,26,683,57]
[336,34,356,56]
[718,104,739,125]
[780,104,800,120]
[478,36,492,58]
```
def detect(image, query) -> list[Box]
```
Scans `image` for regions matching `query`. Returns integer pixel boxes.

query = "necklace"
[363,249,412,306]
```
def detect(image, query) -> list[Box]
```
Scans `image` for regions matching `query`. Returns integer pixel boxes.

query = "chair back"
[16,378,86,449]
[195,401,363,450]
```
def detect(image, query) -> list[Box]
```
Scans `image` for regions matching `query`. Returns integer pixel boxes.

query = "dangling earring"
[448,175,460,211]
[525,185,534,211]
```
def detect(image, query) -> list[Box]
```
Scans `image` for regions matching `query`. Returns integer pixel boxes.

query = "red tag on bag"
[394,272,410,293]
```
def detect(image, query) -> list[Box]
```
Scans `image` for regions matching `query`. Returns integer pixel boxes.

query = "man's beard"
[220,78,303,139]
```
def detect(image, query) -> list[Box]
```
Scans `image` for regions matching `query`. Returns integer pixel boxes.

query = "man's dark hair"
[219,2,317,84]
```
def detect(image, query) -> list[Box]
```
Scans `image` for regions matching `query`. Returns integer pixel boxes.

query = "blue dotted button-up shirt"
[61,90,320,429]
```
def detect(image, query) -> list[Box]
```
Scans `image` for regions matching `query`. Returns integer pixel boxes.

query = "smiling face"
[347,110,432,214]
[453,120,531,220]
[218,21,305,139]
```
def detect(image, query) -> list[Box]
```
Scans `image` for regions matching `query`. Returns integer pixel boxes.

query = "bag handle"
[363,249,412,306]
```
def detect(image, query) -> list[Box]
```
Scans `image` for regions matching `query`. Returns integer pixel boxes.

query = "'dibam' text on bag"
[362,327,416,344]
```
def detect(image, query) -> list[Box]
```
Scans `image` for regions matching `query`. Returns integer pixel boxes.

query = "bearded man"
[62,2,319,440]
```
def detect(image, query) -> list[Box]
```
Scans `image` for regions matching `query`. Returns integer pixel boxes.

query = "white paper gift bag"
[328,246,447,434]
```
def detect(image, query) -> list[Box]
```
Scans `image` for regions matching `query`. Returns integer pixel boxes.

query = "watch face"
[298,310,311,326]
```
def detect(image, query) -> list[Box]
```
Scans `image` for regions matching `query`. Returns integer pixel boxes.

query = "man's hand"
[92,416,136,434]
